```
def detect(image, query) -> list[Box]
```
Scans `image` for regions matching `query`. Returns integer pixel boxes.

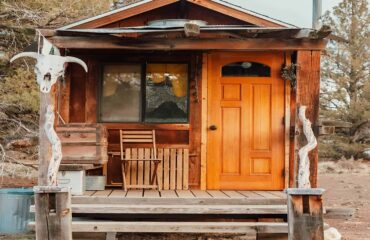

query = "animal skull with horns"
[11,52,88,93]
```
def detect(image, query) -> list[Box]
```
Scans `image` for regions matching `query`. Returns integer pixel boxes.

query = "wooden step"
[30,204,287,214]
[72,196,286,205]
[29,221,288,234]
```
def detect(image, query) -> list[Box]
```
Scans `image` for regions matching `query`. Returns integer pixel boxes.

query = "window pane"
[145,64,188,123]
[100,64,141,122]
[222,62,271,77]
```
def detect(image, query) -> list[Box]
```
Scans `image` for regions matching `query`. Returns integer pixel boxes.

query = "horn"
[10,52,39,62]
[63,56,88,72]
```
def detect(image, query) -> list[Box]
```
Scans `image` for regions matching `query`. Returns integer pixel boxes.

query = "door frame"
[200,51,290,190]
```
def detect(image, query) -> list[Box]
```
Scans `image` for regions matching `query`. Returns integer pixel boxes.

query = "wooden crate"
[56,124,108,164]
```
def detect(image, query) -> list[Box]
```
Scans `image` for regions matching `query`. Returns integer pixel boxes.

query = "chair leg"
[121,161,127,191]
[150,162,160,190]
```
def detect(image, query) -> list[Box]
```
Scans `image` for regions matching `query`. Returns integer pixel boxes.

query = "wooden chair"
[119,130,161,191]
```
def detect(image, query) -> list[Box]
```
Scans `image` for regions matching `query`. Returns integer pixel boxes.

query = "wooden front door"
[207,52,285,190]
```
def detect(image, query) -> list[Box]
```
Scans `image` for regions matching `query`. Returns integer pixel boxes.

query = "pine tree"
[320,0,370,159]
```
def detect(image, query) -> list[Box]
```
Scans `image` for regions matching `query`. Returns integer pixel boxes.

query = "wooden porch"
[31,190,288,239]
[70,189,288,215]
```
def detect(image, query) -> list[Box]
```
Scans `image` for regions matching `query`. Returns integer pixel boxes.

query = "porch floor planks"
[160,190,178,198]
[238,191,266,199]
[109,190,127,198]
[73,190,287,205]
[253,191,281,199]
[207,190,230,199]
[125,190,143,198]
[92,190,113,197]
[191,190,212,198]
[83,191,96,197]
[222,191,245,199]
[267,191,287,199]
[176,190,195,198]
[143,189,161,198]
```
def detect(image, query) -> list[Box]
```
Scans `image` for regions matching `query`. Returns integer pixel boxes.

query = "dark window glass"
[100,64,141,122]
[145,64,189,123]
[222,62,271,77]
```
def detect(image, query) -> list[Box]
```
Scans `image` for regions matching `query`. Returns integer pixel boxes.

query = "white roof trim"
[211,0,297,28]
[58,0,152,30]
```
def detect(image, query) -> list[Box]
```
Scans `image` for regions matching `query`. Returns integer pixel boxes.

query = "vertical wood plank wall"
[60,52,202,189]
[295,51,321,188]
[125,148,189,190]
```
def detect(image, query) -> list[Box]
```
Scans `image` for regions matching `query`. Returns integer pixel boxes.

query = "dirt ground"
[0,172,369,239]
[319,173,370,240]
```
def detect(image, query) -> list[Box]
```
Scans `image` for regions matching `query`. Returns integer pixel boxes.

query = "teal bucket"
[0,188,34,234]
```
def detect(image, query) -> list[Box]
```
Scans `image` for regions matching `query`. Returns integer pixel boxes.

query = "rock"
[324,227,341,240]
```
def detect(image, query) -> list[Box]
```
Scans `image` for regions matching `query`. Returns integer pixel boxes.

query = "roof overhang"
[40,24,330,51]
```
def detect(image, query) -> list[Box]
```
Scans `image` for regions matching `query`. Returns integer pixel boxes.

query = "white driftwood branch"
[44,105,62,186]
[298,106,318,189]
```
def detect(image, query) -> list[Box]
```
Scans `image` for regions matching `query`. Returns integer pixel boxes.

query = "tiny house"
[38,0,328,236]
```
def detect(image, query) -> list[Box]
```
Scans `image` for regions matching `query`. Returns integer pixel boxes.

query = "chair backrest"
[119,130,157,160]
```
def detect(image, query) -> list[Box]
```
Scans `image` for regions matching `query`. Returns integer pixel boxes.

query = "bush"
[0,67,39,113]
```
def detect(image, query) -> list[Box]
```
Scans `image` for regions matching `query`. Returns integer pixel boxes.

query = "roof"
[59,0,297,30]
[56,25,330,40]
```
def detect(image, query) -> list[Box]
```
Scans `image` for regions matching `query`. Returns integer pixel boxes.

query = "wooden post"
[295,51,321,187]
[34,186,72,240]
[36,90,72,240]
[38,92,54,186]
[286,188,325,240]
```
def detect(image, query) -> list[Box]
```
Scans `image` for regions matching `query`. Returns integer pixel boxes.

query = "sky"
[227,0,342,28]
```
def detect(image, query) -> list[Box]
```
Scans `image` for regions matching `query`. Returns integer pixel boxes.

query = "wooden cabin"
[38,0,329,237]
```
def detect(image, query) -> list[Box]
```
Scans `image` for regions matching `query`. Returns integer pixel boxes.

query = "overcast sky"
[227,0,342,28]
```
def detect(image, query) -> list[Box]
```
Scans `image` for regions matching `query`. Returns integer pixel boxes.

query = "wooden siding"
[61,51,202,188]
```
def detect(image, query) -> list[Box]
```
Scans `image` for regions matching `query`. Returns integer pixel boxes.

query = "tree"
[320,0,370,159]
[0,0,111,177]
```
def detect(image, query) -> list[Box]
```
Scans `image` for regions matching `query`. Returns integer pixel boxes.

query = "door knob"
[209,125,218,131]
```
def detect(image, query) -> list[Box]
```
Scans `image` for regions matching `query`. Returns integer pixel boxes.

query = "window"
[222,62,271,77]
[100,64,141,122]
[100,63,189,123]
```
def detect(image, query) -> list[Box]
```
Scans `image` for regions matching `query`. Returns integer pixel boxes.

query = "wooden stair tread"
[30,204,287,214]
[29,221,288,234]
[72,196,286,205]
